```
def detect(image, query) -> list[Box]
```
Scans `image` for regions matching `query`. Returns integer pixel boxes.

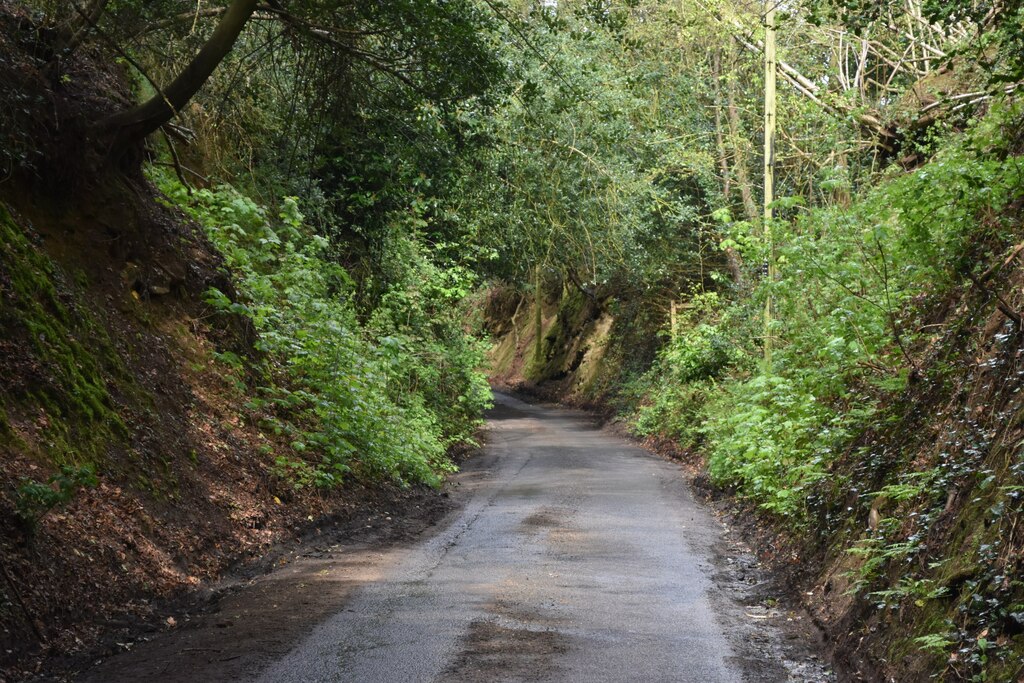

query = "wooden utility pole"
[762,1,777,366]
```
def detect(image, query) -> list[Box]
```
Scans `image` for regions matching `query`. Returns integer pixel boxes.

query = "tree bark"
[98,0,259,148]
[725,39,759,224]
[711,48,745,285]
[62,0,110,59]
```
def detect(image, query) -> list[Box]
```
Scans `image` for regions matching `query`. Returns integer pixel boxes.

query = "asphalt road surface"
[254,392,753,683]
[79,392,826,683]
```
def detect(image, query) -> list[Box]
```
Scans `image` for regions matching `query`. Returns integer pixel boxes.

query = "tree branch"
[965,271,1023,327]
[99,0,260,148]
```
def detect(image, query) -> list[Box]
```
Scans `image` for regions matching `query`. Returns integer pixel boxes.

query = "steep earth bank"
[0,8,455,679]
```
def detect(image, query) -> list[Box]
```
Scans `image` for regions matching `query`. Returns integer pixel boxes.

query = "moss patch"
[0,203,128,466]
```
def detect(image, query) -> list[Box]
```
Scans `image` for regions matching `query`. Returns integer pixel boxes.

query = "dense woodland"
[1,0,1024,679]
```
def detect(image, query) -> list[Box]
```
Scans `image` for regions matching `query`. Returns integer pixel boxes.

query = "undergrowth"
[151,169,492,488]
[630,101,1024,520]
[14,463,98,532]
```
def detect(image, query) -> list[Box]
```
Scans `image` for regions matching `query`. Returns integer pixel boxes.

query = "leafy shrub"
[703,373,844,516]
[151,168,491,488]
[635,101,1024,521]
[629,292,741,446]
[704,105,1024,518]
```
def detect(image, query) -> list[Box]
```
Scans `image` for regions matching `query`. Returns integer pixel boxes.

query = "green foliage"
[914,632,956,654]
[870,577,949,609]
[34,0,1024,676]
[153,169,490,488]
[606,99,1024,523]
[704,373,845,516]
[15,464,98,531]
[845,533,926,595]
[819,0,1024,82]
[698,101,1024,519]
[659,300,736,386]
[629,293,741,446]
[458,3,722,289]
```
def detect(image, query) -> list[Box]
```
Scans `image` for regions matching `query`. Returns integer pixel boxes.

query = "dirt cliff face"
[485,282,661,411]
[801,257,1024,682]
[0,187,284,676]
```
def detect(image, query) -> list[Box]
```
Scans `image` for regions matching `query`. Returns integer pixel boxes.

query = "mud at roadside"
[706,521,835,682]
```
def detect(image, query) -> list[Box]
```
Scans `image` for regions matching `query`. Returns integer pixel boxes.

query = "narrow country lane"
[251,393,793,683]
[79,393,829,683]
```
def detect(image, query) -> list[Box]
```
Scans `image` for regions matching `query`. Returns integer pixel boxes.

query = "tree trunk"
[726,39,759,224]
[98,0,259,148]
[62,0,110,60]
[762,2,777,367]
[711,49,745,285]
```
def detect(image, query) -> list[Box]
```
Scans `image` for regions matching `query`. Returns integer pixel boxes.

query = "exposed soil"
[6,392,838,683]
